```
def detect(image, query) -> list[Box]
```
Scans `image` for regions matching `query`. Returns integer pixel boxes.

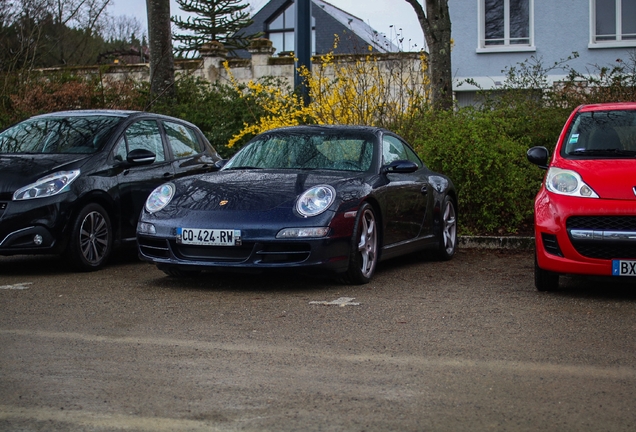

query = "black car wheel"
[534,254,559,291]
[436,196,457,260]
[341,203,378,285]
[65,203,112,271]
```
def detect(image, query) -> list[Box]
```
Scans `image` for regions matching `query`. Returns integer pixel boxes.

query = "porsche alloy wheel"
[437,196,457,260]
[65,203,112,271]
[342,203,378,284]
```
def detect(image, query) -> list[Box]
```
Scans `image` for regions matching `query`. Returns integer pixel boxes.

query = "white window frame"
[477,0,535,53]
[589,0,636,48]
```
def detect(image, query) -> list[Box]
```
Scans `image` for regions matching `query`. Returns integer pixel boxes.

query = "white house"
[450,0,636,105]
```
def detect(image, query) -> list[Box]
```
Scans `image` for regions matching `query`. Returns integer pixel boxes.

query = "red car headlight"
[545,168,599,198]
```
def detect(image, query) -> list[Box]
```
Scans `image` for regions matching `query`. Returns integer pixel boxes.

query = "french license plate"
[612,260,636,276]
[177,228,241,246]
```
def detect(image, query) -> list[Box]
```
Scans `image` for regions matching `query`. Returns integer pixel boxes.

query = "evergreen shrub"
[408,107,544,235]
[151,75,280,158]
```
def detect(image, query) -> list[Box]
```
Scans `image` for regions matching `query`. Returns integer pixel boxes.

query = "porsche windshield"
[225,132,375,171]
[0,115,123,154]
[563,110,636,158]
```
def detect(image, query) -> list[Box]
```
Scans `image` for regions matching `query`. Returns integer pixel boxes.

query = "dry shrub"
[10,79,94,115]
[6,73,146,123]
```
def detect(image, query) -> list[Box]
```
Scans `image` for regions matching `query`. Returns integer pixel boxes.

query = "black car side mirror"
[126,148,156,166]
[382,160,418,174]
[214,159,229,170]
[527,146,550,169]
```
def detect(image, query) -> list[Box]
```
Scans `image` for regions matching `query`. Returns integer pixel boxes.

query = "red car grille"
[567,216,636,231]
[567,216,636,260]
[570,243,636,260]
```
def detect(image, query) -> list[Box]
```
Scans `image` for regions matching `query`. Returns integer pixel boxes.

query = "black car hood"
[0,154,90,196]
[172,169,371,212]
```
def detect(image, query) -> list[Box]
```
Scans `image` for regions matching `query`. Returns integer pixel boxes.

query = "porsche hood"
[169,170,369,212]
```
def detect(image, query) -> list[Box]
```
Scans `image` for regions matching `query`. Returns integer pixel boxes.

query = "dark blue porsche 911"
[137,125,457,284]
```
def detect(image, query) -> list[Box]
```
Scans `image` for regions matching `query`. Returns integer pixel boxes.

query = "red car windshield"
[562,110,636,158]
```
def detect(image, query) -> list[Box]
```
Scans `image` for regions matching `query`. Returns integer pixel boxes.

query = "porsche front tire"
[341,203,378,285]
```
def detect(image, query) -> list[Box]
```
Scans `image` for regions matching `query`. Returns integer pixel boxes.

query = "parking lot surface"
[1,249,636,431]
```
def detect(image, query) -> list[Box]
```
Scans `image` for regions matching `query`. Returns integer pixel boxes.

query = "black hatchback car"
[0,110,221,270]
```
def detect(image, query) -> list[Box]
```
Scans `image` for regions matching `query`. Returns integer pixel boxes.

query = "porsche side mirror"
[527,146,550,169]
[126,148,156,166]
[382,160,418,174]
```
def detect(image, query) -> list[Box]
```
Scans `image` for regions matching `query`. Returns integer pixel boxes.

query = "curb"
[459,236,534,250]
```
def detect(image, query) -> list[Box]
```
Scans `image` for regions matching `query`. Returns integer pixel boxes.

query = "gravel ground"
[1,248,636,431]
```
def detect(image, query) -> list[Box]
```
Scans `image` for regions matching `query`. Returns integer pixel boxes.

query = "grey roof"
[312,0,398,53]
[240,0,399,56]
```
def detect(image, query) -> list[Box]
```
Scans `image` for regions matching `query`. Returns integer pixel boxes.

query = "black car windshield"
[0,115,123,154]
[224,131,375,172]
[562,110,636,158]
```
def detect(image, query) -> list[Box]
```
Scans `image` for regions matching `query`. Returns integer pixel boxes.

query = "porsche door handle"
[163,172,174,179]
[421,185,429,195]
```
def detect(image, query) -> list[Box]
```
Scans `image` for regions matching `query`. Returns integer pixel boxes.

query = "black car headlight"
[296,185,336,217]
[13,170,80,200]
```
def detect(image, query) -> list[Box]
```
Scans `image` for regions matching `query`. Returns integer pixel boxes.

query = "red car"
[527,102,636,291]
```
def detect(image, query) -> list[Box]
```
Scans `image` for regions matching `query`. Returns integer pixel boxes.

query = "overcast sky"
[109,0,426,51]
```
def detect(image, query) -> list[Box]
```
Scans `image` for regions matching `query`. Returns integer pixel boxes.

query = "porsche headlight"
[145,183,175,213]
[296,185,336,217]
[13,170,80,201]
[545,168,598,198]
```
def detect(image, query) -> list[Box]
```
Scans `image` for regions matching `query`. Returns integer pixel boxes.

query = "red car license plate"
[612,260,636,276]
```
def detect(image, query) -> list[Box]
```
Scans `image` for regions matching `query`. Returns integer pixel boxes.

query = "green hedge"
[3,53,632,236]
[150,75,287,158]
[407,108,552,235]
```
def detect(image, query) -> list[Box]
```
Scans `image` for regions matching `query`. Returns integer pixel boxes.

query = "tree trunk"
[146,0,174,101]
[405,0,453,110]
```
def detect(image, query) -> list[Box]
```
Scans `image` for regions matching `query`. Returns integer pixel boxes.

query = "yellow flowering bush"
[226,37,431,149]
[225,73,314,148]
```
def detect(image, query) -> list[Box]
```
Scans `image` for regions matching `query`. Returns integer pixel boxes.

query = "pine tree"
[172,0,257,57]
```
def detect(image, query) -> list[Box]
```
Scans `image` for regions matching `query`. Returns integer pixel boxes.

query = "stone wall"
[40,39,424,92]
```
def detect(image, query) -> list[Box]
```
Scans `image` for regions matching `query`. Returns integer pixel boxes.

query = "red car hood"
[555,159,636,200]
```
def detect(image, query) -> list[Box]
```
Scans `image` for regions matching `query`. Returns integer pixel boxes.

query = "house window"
[592,0,636,44]
[267,1,316,55]
[480,0,533,50]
